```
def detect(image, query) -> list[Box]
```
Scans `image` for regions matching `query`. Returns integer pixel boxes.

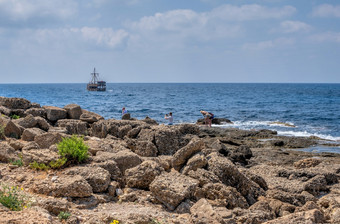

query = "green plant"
[58,211,71,220]
[49,157,67,169]
[29,161,50,171]
[0,184,31,211]
[10,114,20,119]
[57,135,89,163]
[10,154,23,167]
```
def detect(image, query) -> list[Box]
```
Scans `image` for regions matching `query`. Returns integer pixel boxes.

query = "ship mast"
[89,68,99,84]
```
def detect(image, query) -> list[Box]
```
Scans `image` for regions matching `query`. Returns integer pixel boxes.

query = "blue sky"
[0,0,339,83]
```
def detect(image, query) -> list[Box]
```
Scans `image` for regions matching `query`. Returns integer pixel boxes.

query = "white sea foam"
[277,131,340,141]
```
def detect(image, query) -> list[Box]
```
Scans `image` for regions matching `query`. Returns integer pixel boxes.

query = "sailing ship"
[87,68,106,91]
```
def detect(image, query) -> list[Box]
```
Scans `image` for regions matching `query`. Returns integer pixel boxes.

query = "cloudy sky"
[0,0,339,83]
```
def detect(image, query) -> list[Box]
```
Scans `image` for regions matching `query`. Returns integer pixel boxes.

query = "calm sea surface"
[1,83,339,143]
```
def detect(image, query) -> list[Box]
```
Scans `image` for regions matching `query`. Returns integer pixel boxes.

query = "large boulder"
[64,166,111,193]
[187,168,221,187]
[0,97,31,109]
[172,137,204,171]
[64,104,82,119]
[43,106,67,122]
[0,117,22,139]
[0,142,18,162]
[56,119,88,135]
[228,145,253,165]
[22,148,59,165]
[22,128,45,141]
[125,160,164,189]
[80,109,104,123]
[15,114,37,128]
[89,160,122,181]
[34,132,65,148]
[207,152,265,205]
[181,153,207,174]
[126,139,158,157]
[24,108,47,118]
[35,117,51,131]
[150,170,199,210]
[111,150,142,173]
[0,106,11,116]
[121,113,131,120]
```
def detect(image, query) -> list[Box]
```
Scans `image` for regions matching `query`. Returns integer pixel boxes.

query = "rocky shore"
[1,96,340,224]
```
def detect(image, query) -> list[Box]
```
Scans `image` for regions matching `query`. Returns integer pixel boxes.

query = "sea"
[0,83,339,147]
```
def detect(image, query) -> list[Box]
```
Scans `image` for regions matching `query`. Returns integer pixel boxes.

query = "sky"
[0,0,339,83]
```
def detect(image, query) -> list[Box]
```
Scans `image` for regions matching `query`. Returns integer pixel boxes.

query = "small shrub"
[58,211,71,220]
[49,157,67,169]
[57,135,89,163]
[29,161,50,171]
[0,184,31,211]
[10,114,20,119]
[0,124,5,139]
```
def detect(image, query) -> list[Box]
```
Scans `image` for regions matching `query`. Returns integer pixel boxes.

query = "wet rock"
[172,137,204,171]
[196,117,233,125]
[64,104,82,119]
[57,119,88,135]
[294,158,322,169]
[125,160,164,189]
[22,128,45,141]
[43,106,67,122]
[64,166,111,193]
[0,97,31,109]
[150,170,199,210]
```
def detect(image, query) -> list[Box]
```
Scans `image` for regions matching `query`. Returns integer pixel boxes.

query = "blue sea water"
[0,83,339,142]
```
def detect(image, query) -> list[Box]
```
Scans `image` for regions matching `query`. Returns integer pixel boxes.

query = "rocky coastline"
[1,96,340,224]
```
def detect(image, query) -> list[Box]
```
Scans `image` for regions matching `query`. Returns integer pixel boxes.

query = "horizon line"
[1,82,340,85]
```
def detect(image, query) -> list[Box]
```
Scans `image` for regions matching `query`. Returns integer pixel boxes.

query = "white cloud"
[242,37,295,50]
[275,20,312,33]
[309,32,340,43]
[312,4,340,18]
[0,0,77,22]
[79,27,129,48]
[208,4,296,21]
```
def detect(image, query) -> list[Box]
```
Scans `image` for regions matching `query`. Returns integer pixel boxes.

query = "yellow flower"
[21,187,23,191]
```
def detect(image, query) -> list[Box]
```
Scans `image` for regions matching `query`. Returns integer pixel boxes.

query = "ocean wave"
[277,131,340,141]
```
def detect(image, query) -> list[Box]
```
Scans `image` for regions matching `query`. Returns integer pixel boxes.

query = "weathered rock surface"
[56,119,88,135]
[64,103,82,119]
[22,127,45,141]
[43,106,67,122]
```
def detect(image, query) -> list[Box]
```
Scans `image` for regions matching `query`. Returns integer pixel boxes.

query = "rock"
[0,207,54,224]
[172,137,204,171]
[207,152,265,205]
[34,132,64,149]
[0,106,11,116]
[122,113,131,120]
[38,197,70,215]
[0,142,18,162]
[56,119,88,135]
[187,168,221,187]
[126,139,158,157]
[64,104,82,119]
[24,107,47,118]
[22,141,40,151]
[125,160,164,189]
[22,148,59,165]
[126,126,142,138]
[240,170,268,191]
[0,97,31,109]
[90,160,122,181]
[142,116,158,125]
[64,166,111,193]
[150,170,199,210]
[263,209,324,224]
[15,114,37,128]
[22,128,45,141]
[35,117,51,131]
[303,175,329,195]
[178,124,200,135]
[43,106,67,122]
[197,117,232,125]
[266,189,308,206]
[294,158,322,169]
[108,181,120,197]
[9,139,25,150]
[181,153,207,174]
[111,150,142,173]
[199,183,248,209]
[118,125,132,138]
[229,145,253,165]
[0,116,22,138]
[190,198,224,224]
[80,109,104,123]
